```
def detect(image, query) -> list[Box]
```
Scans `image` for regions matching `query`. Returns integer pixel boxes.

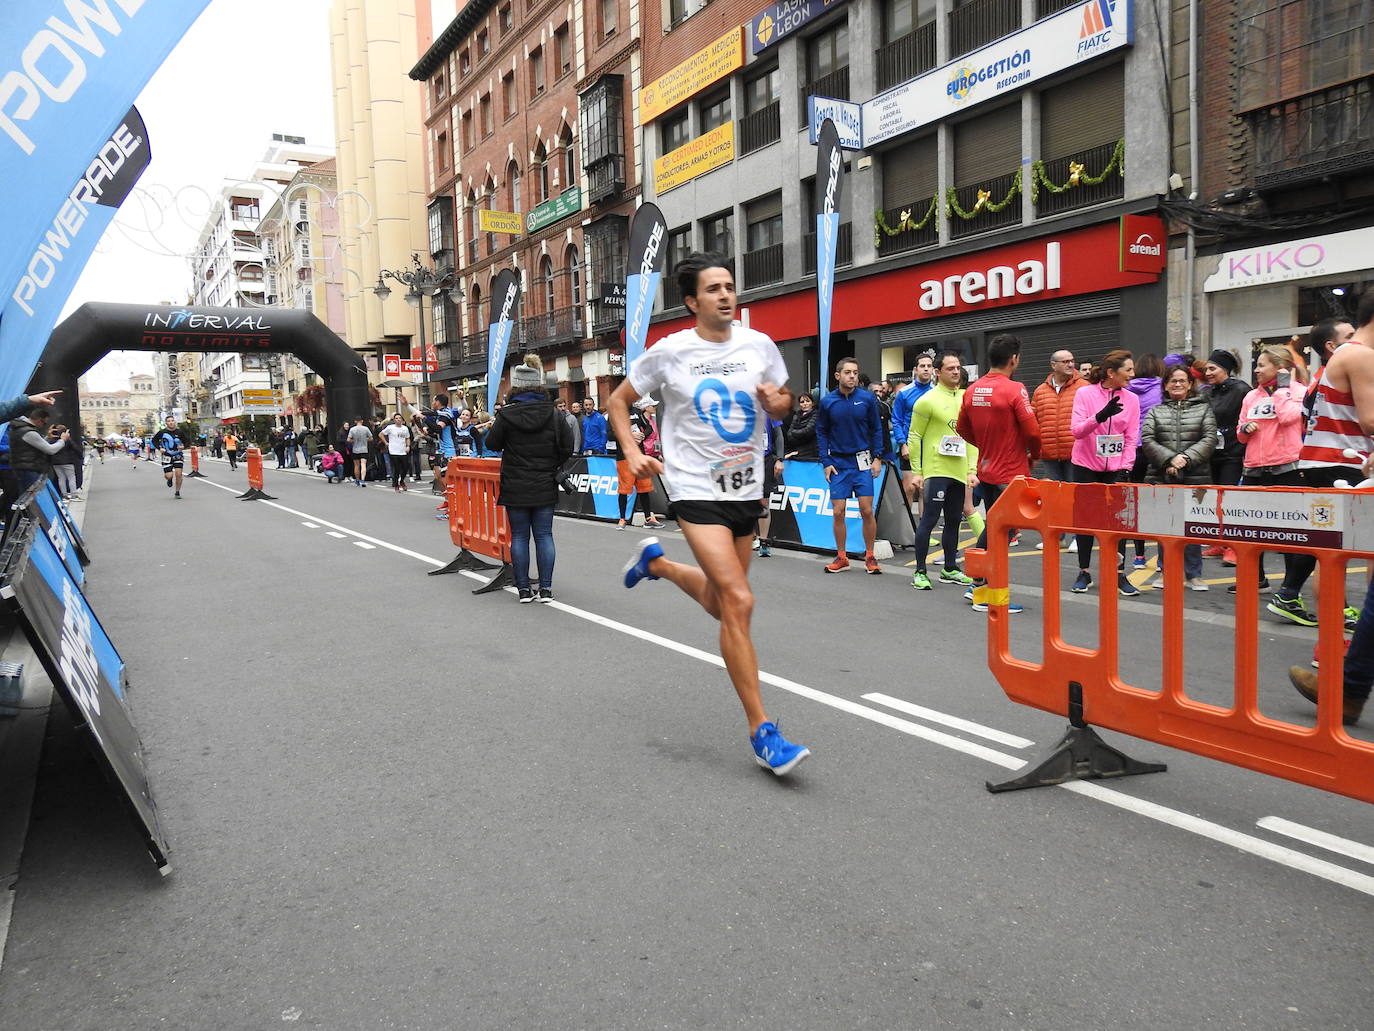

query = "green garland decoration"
[1031,138,1125,202]
[873,195,940,248]
[946,167,1023,221]
[872,137,1127,242]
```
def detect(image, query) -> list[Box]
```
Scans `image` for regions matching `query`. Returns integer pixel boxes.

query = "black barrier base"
[428,550,494,576]
[237,488,277,500]
[184,470,206,478]
[471,563,515,595]
[986,681,1166,793]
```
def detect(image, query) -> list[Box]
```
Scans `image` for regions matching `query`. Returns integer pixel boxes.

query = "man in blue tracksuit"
[891,352,935,501]
[816,356,888,574]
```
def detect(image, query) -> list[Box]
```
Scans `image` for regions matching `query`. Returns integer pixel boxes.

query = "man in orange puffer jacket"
[1031,348,1085,482]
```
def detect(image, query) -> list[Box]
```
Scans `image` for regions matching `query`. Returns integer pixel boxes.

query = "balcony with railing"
[802,223,854,274]
[876,22,936,92]
[521,305,584,350]
[461,330,487,363]
[587,155,625,203]
[876,197,939,257]
[591,297,623,335]
[741,244,784,290]
[948,0,1020,60]
[1244,75,1374,190]
[950,171,1023,238]
[800,67,849,127]
[739,101,781,155]
[1034,0,1079,17]
[1034,140,1125,217]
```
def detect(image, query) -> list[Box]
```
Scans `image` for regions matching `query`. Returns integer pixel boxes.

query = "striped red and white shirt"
[1299,346,1373,469]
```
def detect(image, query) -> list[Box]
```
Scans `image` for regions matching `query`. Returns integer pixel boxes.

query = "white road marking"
[1257,816,1374,867]
[302,522,319,529]
[862,692,1036,749]
[194,475,1374,896]
[353,541,376,550]
[326,531,347,539]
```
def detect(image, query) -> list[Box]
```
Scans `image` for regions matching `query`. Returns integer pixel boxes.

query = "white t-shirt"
[628,324,787,502]
[380,423,412,455]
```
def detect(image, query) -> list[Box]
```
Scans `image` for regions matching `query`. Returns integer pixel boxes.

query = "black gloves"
[1094,395,1124,423]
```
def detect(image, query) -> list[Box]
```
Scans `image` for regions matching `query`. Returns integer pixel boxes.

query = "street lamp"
[373,254,465,409]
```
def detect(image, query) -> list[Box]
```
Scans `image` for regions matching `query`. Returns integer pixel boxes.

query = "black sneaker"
[1267,594,1317,627]
[536,588,554,604]
[517,589,535,604]
[174,491,181,499]
[1228,578,1271,594]
[1118,574,1140,598]
[1071,570,1092,593]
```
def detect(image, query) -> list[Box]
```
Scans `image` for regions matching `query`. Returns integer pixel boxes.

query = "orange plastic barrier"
[237,447,276,500]
[185,446,205,478]
[428,458,512,595]
[964,477,1374,804]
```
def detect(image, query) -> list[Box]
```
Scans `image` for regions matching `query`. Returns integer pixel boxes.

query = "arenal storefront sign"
[1203,226,1373,292]
[748,0,849,55]
[648,215,1165,342]
[862,0,1133,148]
[525,187,582,233]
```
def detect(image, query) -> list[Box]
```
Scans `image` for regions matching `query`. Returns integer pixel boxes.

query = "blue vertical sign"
[487,268,521,413]
[813,118,844,395]
[624,202,667,373]
[0,0,213,400]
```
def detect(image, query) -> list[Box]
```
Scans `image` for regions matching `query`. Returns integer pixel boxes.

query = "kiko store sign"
[1203,226,1373,292]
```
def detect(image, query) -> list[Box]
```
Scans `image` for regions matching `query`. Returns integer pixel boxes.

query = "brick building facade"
[411,0,643,409]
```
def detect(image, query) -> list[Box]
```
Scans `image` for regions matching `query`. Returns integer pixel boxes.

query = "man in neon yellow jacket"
[908,351,980,591]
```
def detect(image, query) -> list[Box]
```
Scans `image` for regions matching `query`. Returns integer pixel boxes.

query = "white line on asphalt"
[354,542,376,550]
[302,522,319,528]
[326,531,347,539]
[862,692,1036,749]
[1256,816,1374,867]
[194,476,1374,896]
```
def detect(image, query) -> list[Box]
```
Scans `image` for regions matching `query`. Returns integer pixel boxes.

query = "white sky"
[68,0,337,390]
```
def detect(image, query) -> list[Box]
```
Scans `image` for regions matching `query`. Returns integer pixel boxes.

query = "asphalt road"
[0,456,1371,1030]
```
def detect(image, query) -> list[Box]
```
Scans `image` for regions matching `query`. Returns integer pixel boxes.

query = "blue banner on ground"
[0,1,211,399]
[29,481,84,585]
[0,515,169,871]
[766,458,913,555]
[554,456,670,522]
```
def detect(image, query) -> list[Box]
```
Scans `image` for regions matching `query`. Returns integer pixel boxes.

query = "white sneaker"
[1035,541,1044,551]
[1067,538,1078,553]
[1187,577,1210,591]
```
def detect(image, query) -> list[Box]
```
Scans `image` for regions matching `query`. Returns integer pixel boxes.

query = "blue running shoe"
[623,537,664,588]
[751,721,810,776]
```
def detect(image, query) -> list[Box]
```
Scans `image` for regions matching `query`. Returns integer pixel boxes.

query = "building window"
[502,71,516,118]
[666,225,692,277]
[507,160,522,212]
[803,22,850,125]
[541,255,556,311]
[878,0,937,89]
[432,71,447,104]
[559,125,576,189]
[580,74,626,202]
[480,94,493,137]
[699,87,731,133]
[468,190,480,262]
[460,48,471,76]
[600,0,618,38]
[585,215,628,327]
[530,46,545,95]
[230,196,259,221]
[555,25,571,77]
[477,29,489,57]
[702,210,733,258]
[429,196,455,257]
[668,0,689,28]
[483,179,497,253]
[461,110,474,152]
[566,245,582,305]
[660,108,691,153]
[1236,0,1373,110]
[499,3,512,35]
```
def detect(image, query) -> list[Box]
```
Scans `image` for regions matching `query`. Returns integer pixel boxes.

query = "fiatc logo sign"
[1078,0,1120,57]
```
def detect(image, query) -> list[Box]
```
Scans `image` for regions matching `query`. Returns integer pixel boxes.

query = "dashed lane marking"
[1257,816,1374,867]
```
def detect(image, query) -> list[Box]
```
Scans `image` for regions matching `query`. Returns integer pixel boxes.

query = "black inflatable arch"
[28,302,370,435]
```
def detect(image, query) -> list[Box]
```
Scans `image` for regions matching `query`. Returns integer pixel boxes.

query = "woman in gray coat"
[1140,362,1217,590]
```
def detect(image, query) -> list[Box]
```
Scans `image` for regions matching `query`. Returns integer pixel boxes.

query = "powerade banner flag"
[813,118,844,395]
[0,0,212,400]
[0,518,170,872]
[0,106,150,395]
[487,268,521,413]
[624,202,667,372]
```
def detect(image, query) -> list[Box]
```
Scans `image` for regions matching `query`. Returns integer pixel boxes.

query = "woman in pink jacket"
[1069,350,1140,597]
[1234,345,1306,594]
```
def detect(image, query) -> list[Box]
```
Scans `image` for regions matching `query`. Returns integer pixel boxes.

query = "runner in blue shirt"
[816,357,888,574]
[892,352,936,501]
[152,417,188,498]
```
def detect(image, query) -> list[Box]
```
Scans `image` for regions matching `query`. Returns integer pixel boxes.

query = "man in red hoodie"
[956,334,1042,611]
